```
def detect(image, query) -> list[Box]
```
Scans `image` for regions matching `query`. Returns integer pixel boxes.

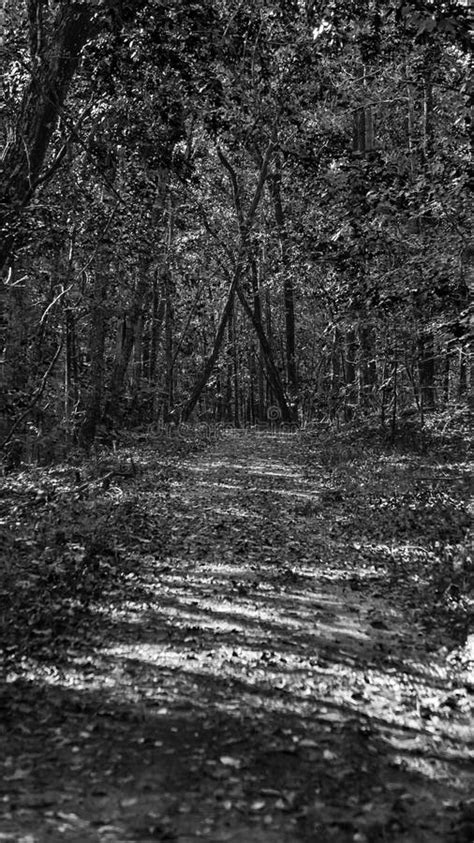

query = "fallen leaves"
[0,428,472,842]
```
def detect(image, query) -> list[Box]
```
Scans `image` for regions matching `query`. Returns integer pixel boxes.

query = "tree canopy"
[1,0,472,460]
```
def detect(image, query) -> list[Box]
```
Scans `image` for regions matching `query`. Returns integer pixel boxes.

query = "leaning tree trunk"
[180,270,239,423]
[179,132,276,423]
[0,3,93,272]
[235,281,295,423]
[217,139,296,423]
[0,0,150,272]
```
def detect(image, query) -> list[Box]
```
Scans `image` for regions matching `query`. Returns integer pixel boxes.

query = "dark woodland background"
[0,0,472,462]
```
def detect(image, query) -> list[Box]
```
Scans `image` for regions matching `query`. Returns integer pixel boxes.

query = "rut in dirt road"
[1,430,472,843]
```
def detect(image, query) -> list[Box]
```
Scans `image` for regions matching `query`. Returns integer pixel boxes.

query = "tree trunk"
[235,281,295,423]
[423,53,435,164]
[230,310,240,426]
[268,155,298,394]
[418,331,436,410]
[64,305,78,438]
[391,356,398,441]
[458,345,467,398]
[104,273,148,424]
[344,328,357,419]
[163,271,175,422]
[216,137,295,422]
[180,270,239,423]
[79,269,108,448]
[148,276,165,384]
[442,352,450,404]
[330,327,342,420]
[133,313,144,390]
[0,1,153,272]
[180,133,276,422]
[247,346,256,425]
[225,313,234,422]
[0,3,93,271]
[1,266,31,447]
[352,63,374,157]
[359,322,377,403]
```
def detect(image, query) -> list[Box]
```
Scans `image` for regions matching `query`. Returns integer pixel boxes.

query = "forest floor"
[0,423,473,843]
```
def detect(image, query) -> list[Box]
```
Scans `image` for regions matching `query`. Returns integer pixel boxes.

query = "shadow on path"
[1,432,472,842]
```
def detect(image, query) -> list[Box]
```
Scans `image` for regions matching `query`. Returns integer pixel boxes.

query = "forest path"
[1,430,472,842]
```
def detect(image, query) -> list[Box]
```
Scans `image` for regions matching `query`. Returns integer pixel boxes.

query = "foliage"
[0,8,471,832]
[0,0,471,460]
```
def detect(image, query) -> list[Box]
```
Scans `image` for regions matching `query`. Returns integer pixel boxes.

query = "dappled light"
[1,429,471,842]
[1,0,471,837]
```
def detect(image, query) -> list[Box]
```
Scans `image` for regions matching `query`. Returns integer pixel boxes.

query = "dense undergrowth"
[0,415,472,671]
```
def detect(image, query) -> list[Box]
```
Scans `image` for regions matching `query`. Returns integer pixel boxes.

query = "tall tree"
[1,2,93,271]
[0,0,152,272]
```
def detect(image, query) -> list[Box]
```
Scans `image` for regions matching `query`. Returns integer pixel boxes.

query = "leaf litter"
[0,426,472,842]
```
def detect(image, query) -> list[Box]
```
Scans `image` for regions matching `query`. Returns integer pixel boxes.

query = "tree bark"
[345,327,357,418]
[268,154,298,394]
[230,309,240,426]
[458,346,467,398]
[180,270,239,423]
[0,3,93,271]
[359,321,377,403]
[79,268,108,448]
[330,327,342,420]
[442,351,450,404]
[104,273,149,424]
[163,270,175,421]
[0,0,150,272]
[148,275,165,383]
[418,331,436,410]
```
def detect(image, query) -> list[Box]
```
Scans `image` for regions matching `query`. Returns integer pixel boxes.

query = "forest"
[1,0,471,456]
[0,2,473,842]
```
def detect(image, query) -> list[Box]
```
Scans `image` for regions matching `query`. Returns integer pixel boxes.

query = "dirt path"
[1,431,472,842]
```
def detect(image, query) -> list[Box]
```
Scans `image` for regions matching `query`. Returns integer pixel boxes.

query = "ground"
[0,426,472,842]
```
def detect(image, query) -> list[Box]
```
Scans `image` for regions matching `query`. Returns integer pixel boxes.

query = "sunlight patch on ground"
[185,456,305,481]
[158,600,305,631]
[173,478,321,502]
[204,503,264,518]
[184,461,247,472]
[161,562,254,579]
[260,487,320,499]
[105,588,373,648]
[1,430,471,843]
[247,467,304,480]
[199,481,246,491]
[10,662,118,691]
[92,639,471,746]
